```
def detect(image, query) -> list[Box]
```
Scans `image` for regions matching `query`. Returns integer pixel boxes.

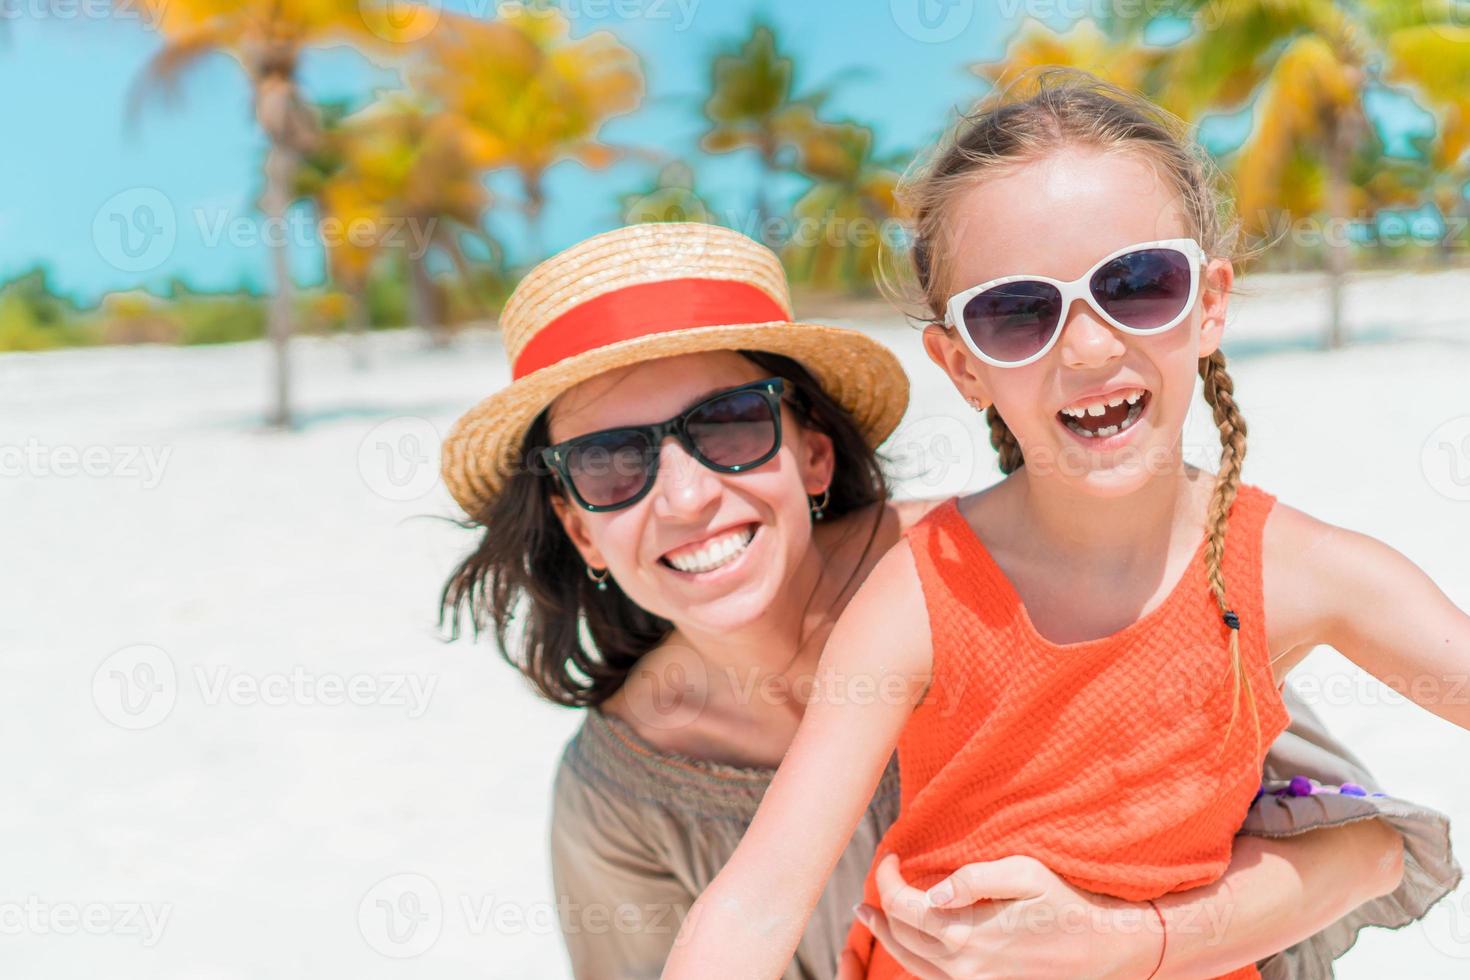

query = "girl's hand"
[845,853,1158,980]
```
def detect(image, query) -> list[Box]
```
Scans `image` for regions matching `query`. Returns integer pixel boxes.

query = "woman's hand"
[838,819,1405,980]
[837,853,1158,980]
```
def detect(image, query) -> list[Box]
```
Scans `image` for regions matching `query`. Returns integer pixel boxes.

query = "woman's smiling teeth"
[1058,388,1149,439]
[662,525,757,574]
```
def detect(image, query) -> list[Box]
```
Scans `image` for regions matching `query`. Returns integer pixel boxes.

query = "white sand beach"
[3,268,1468,977]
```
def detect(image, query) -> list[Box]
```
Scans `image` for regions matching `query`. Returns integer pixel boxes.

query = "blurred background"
[2,1,1468,977]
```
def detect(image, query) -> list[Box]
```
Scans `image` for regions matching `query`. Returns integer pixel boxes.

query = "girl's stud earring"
[809,489,831,521]
[966,396,987,412]
[587,565,610,592]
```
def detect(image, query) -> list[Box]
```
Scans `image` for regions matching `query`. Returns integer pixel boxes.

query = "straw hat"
[440,222,909,518]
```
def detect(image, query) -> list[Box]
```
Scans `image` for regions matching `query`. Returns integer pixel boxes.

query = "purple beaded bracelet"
[1258,775,1385,799]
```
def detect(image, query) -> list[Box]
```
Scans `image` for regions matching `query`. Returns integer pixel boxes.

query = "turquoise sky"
[0,2,1440,303]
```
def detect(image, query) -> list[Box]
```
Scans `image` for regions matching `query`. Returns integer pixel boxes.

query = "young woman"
[439,221,1458,979]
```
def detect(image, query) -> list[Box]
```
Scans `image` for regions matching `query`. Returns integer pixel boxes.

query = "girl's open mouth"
[1056,387,1150,440]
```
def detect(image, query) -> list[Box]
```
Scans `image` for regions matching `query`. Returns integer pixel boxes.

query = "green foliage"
[697,23,910,295]
[0,268,97,352]
[364,259,411,328]
[704,23,794,140]
[173,295,268,345]
[0,293,69,352]
[17,1,1463,354]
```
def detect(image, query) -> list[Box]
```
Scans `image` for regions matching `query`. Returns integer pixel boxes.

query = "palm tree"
[979,4,1470,348]
[130,0,437,426]
[1381,17,1470,260]
[972,17,1165,95]
[305,95,496,350]
[701,23,816,233]
[1124,1,1467,346]
[782,114,908,294]
[415,7,643,263]
[1137,4,1366,348]
[293,102,373,366]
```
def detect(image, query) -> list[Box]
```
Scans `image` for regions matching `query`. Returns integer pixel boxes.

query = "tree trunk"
[346,282,370,371]
[408,252,447,348]
[261,143,298,427]
[756,140,776,246]
[1437,192,1464,267]
[442,234,482,322]
[524,171,546,264]
[1323,135,1351,350]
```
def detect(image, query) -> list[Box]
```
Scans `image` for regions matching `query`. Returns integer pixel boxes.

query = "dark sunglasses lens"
[1091,247,1192,329]
[564,429,655,508]
[961,281,1064,363]
[686,389,778,469]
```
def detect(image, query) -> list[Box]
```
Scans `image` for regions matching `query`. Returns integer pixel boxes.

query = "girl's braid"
[985,404,1025,475]
[1199,349,1259,752]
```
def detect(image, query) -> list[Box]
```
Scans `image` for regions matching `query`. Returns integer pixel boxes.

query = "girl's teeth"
[666,527,756,574]
[1061,388,1147,417]
[1061,397,1147,440]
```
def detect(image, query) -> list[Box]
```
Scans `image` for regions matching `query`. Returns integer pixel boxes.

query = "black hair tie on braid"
[1222,610,1240,630]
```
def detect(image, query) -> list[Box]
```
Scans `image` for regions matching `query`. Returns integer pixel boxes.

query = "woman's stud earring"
[966,396,986,412]
[809,488,831,521]
[587,565,610,592]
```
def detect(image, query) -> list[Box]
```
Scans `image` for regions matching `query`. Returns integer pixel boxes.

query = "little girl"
[663,70,1470,979]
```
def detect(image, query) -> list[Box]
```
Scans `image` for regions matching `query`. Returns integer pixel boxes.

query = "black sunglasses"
[540,377,786,512]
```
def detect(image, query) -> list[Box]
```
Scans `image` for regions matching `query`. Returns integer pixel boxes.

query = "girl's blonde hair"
[891,66,1260,751]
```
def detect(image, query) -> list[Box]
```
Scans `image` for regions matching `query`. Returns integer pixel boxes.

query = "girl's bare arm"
[662,541,933,978]
[1266,503,1470,730]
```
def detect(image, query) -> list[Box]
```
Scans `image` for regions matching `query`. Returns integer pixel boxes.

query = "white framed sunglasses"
[943,237,1208,368]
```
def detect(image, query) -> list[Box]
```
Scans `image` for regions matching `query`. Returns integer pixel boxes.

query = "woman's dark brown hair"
[439,350,889,708]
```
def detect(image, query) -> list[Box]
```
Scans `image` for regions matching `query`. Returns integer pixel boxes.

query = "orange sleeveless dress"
[843,483,1290,980]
